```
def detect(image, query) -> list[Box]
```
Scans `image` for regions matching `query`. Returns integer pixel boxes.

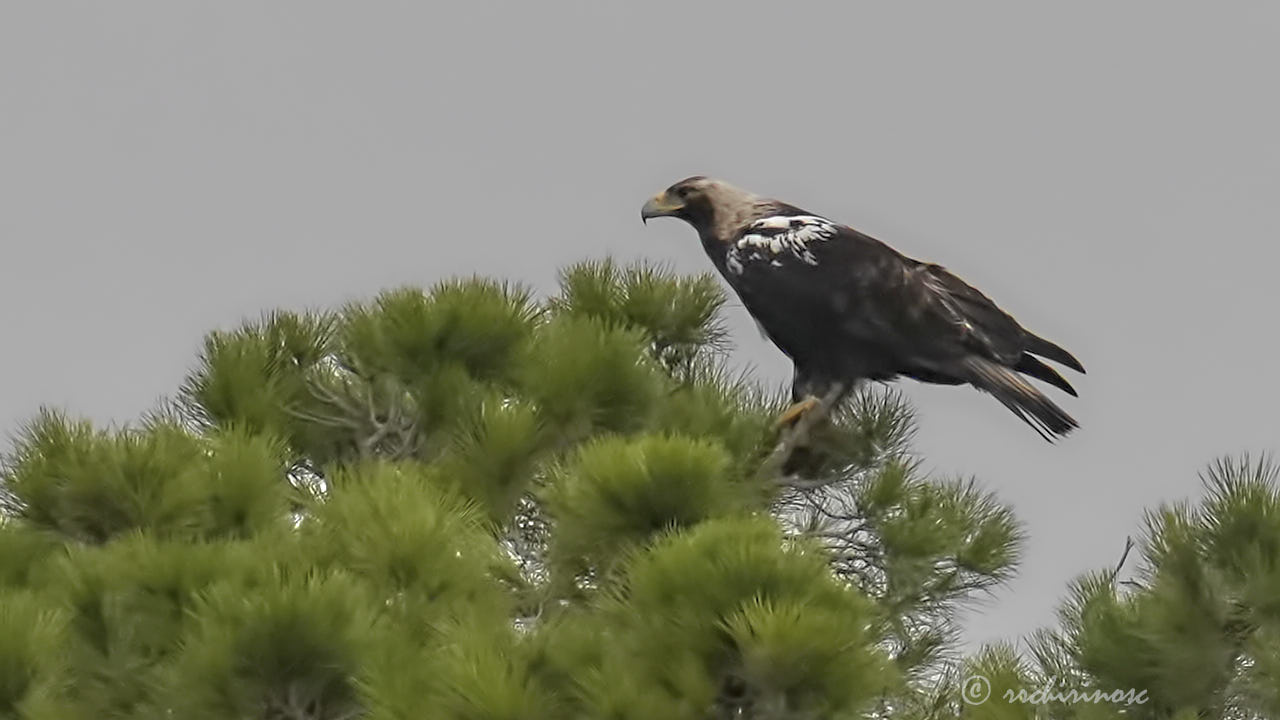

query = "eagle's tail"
[1023,331,1085,374]
[963,357,1079,441]
[1014,353,1077,397]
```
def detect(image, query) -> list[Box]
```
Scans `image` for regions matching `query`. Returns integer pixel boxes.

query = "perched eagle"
[641,176,1085,440]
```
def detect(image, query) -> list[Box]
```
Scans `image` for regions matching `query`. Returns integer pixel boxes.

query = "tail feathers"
[1023,332,1085,374]
[1015,353,1077,397]
[964,358,1079,441]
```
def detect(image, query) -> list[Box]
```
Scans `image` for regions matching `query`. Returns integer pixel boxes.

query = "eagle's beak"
[641,192,682,224]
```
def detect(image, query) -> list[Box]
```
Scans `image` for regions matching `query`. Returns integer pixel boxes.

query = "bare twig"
[1108,535,1136,584]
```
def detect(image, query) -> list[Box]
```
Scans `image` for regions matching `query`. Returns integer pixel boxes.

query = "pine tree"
[927,455,1280,720]
[0,260,1024,719]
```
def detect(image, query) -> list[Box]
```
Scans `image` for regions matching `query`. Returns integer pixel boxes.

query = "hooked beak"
[641,191,683,225]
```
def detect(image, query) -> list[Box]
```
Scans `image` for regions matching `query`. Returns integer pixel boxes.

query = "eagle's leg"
[774,366,839,428]
[760,379,852,482]
[774,396,821,428]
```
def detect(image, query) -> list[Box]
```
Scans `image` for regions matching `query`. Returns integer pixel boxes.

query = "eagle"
[641,176,1085,441]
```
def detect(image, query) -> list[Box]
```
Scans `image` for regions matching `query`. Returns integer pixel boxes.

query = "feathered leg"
[775,366,850,428]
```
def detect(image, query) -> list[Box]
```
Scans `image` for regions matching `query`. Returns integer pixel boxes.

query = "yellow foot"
[774,396,821,429]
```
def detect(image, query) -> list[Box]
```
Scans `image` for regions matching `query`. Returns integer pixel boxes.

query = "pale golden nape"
[688,177,777,242]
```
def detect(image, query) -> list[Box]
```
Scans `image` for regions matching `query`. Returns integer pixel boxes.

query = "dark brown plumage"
[641,176,1085,441]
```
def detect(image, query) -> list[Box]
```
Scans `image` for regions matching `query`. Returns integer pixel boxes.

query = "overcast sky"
[3,2,1277,649]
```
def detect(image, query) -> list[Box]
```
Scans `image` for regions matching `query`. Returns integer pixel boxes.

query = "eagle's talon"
[775,396,821,429]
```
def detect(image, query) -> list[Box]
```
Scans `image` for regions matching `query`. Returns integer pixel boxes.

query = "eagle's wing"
[724,211,1082,373]
[723,210,1082,439]
[835,226,1086,438]
[898,259,1028,364]
[901,256,1084,380]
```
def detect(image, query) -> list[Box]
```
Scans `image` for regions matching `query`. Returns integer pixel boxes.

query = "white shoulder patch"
[726,214,838,274]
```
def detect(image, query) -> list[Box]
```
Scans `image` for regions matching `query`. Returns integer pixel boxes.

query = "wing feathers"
[918,262,1085,380]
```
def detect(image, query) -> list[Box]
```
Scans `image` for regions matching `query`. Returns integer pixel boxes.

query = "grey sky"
[3,2,1277,649]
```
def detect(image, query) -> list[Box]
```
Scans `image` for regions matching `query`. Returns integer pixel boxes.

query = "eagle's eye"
[675,185,694,199]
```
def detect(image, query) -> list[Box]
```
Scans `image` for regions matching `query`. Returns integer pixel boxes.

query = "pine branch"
[288,376,421,461]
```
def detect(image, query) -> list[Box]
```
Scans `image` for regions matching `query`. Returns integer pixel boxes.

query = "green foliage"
[955,644,1040,720]
[0,591,69,719]
[26,258,1273,720]
[428,626,560,720]
[0,524,60,589]
[649,363,777,475]
[518,314,665,441]
[339,279,537,385]
[557,517,896,719]
[776,403,1024,693]
[550,259,728,375]
[46,534,271,718]
[157,570,375,720]
[0,259,1042,720]
[546,433,748,581]
[180,311,335,437]
[937,454,1280,720]
[301,461,512,634]
[4,412,205,543]
[436,396,545,522]
[3,414,291,544]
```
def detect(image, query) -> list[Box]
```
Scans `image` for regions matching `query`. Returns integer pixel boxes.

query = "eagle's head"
[641,176,771,242]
